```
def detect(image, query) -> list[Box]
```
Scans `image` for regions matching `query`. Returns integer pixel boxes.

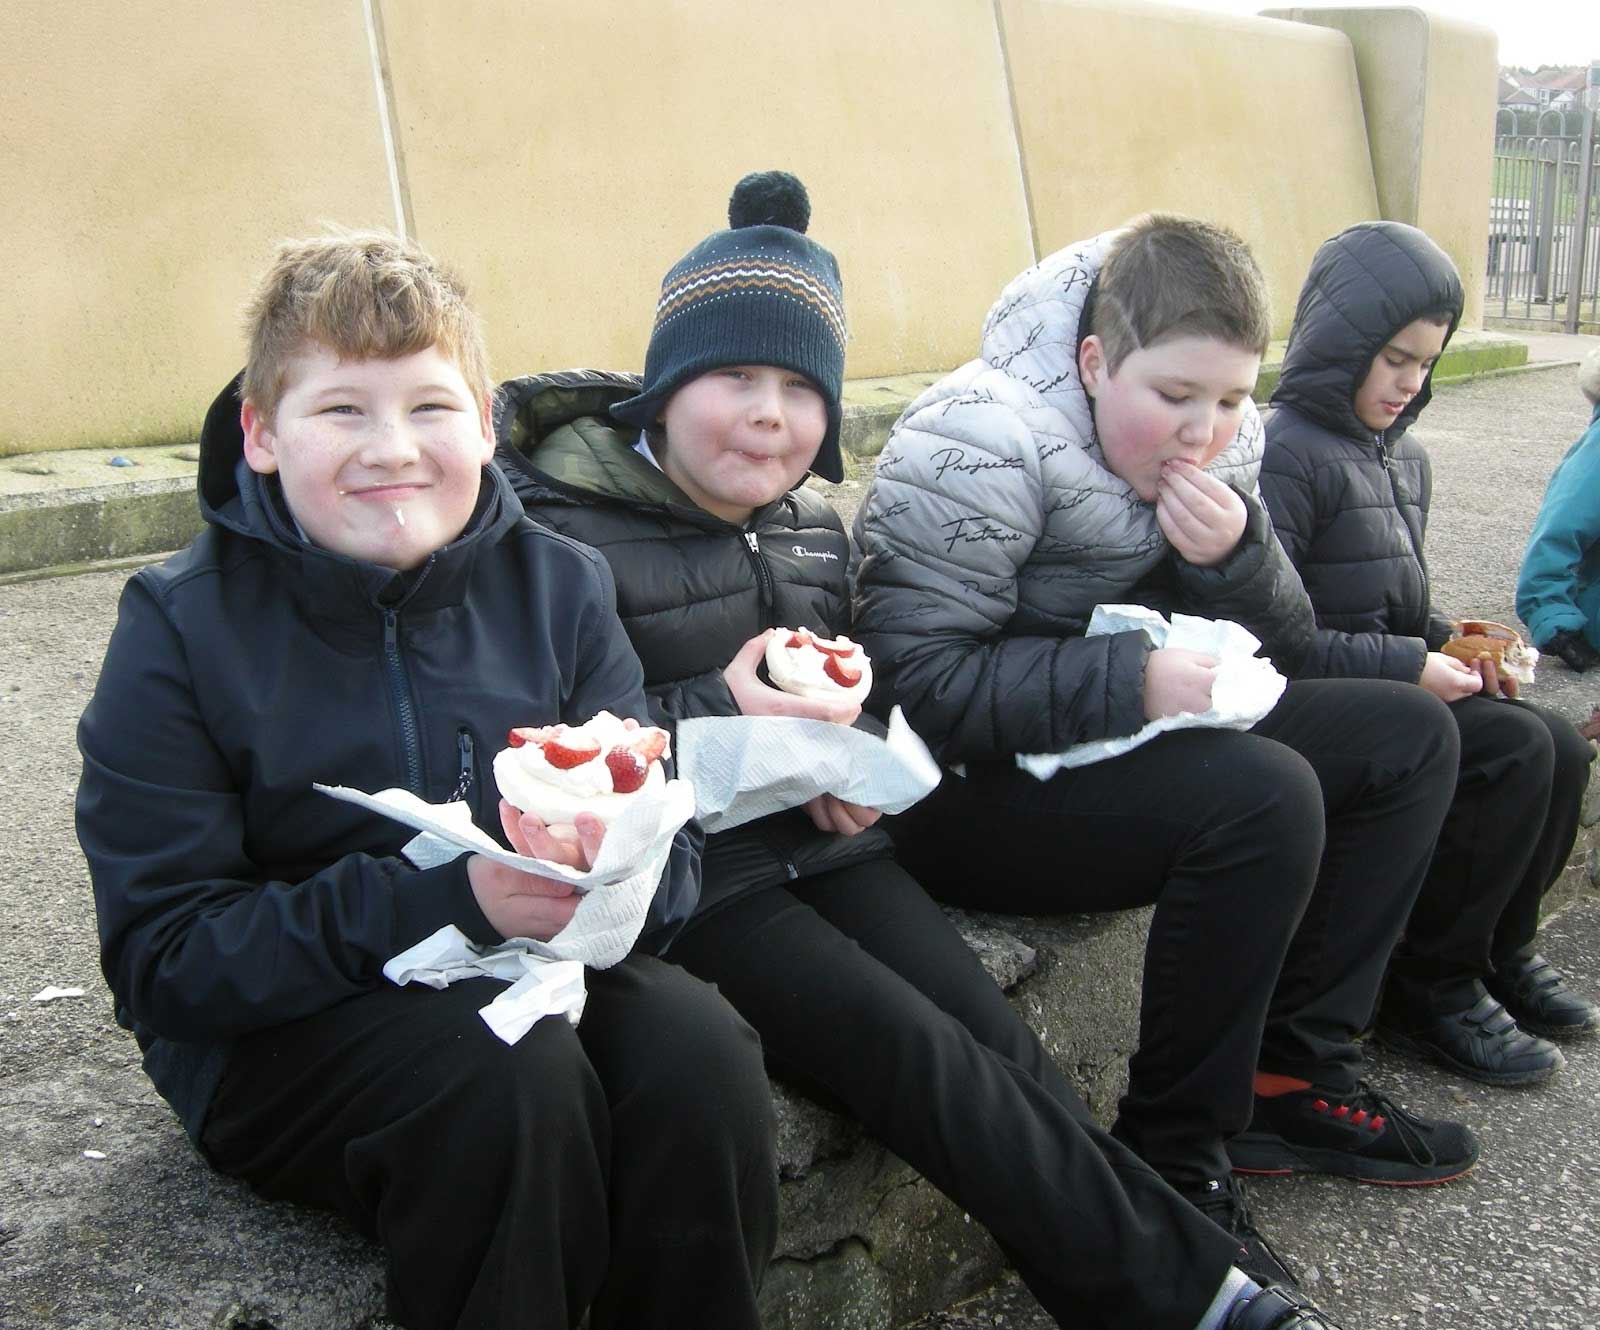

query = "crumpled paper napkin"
[316,779,695,1042]
[1017,605,1288,777]
[674,705,942,834]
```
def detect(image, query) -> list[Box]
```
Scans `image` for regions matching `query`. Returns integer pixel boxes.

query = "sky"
[1171,0,1598,70]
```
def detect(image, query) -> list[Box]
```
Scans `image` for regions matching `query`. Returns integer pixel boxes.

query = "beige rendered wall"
[1,1,398,456]
[1265,7,1498,326]
[1000,0,1379,340]
[376,0,1033,386]
[6,2,1494,457]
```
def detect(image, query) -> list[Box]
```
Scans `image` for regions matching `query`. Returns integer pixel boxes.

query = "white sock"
[1194,1266,1260,1330]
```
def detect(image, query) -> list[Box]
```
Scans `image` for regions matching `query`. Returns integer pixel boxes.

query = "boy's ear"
[476,396,496,465]
[1078,334,1107,398]
[239,399,279,475]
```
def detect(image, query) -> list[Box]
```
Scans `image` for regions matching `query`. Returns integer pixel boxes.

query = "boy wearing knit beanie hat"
[495,176,1342,1330]
[610,169,849,484]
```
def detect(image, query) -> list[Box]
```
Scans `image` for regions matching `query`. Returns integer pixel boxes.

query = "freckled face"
[655,365,827,525]
[240,344,494,571]
[1078,334,1261,501]
[1353,317,1448,434]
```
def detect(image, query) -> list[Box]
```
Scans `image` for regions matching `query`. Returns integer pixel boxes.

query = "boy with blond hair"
[75,231,777,1330]
[854,215,1473,1316]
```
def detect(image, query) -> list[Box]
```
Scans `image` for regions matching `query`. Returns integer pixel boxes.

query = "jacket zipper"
[1377,432,1432,636]
[382,609,425,796]
[449,729,476,804]
[743,531,776,617]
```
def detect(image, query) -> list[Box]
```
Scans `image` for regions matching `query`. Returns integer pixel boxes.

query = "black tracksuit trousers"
[1385,694,1594,1013]
[888,678,1460,1188]
[200,957,778,1330]
[669,860,1241,1330]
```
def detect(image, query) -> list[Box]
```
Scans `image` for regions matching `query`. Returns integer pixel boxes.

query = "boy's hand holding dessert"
[1143,646,1220,720]
[1156,459,1247,568]
[466,809,597,942]
[468,711,675,940]
[723,629,863,725]
[1419,650,1484,703]
[1439,620,1538,699]
[724,627,882,835]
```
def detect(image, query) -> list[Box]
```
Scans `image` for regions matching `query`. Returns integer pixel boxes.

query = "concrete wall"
[377,0,1034,388]
[1265,6,1499,326]
[3,0,1499,458]
[0,2,397,457]
[1000,0,1378,338]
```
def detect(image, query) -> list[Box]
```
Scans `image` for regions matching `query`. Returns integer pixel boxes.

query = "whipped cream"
[764,629,873,704]
[493,710,669,827]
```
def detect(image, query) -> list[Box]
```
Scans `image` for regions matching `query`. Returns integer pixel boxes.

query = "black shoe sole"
[1501,1012,1600,1041]
[1228,1130,1478,1185]
[1374,1026,1566,1087]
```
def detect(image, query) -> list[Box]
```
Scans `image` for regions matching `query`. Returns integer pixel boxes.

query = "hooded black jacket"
[76,376,699,1141]
[494,370,893,916]
[1260,221,1464,681]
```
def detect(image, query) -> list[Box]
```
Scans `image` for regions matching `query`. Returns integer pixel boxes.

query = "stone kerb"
[0,907,1154,1330]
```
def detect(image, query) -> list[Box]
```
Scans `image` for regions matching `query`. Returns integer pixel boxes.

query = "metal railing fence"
[1487,106,1600,331]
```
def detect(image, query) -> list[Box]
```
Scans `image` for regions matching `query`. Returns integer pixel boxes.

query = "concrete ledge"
[0,332,1530,580]
[0,907,1150,1330]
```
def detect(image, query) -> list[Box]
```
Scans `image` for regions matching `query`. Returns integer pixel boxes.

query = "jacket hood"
[1271,221,1463,442]
[974,228,1265,495]
[196,373,524,613]
[495,369,800,526]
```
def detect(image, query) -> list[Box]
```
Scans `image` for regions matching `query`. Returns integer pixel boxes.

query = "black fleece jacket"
[76,375,699,1141]
[1260,221,1464,681]
[495,370,893,916]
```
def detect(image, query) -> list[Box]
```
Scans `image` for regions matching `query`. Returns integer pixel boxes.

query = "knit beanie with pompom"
[611,170,848,483]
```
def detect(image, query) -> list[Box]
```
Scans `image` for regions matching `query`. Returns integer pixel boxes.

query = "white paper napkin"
[674,705,942,834]
[318,779,695,1041]
[1017,605,1288,777]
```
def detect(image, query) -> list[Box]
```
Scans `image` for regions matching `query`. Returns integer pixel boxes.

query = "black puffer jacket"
[76,375,699,1142]
[495,371,893,915]
[1260,222,1464,681]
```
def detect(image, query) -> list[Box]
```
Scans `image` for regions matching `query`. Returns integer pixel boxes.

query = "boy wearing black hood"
[74,231,779,1330]
[1262,221,1598,1085]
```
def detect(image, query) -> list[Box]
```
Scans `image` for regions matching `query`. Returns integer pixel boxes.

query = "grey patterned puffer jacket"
[852,230,1314,764]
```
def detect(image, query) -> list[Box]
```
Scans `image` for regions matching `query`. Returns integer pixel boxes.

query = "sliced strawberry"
[630,728,669,765]
[823,653,863,688]
[541,735,602,769]
[785,629,813,649]
[506,726,547,749]
[811,635,857,659]
[605,745,649,794]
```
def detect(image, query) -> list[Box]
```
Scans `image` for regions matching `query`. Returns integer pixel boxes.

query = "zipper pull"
[745,532,760,556]
[383,608,399,650]
[448,729,475,803]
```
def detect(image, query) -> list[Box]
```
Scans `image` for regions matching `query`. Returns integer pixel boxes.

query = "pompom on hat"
[611,171,848,483]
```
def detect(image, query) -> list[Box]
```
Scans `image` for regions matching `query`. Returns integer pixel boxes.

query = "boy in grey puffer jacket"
[855,214,1475,1290]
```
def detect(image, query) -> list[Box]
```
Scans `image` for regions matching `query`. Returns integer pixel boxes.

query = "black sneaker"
[1224,1284,1346,1329]
[1487,951,1600,1039]
[1376,989,1565,1086]
[1227,1081,1479,1184]
[1181,1174,1299,1290]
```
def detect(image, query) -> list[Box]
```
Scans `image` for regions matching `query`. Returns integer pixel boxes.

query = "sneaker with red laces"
[1224,1284,1347,1329]
[1227,1080,1478,1184]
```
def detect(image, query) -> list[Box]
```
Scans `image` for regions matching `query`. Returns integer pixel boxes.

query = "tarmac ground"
[2,342,1599,1330]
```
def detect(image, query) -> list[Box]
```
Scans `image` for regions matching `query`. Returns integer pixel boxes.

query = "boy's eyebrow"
[305,381,470,399]
[1157,375,1256,396]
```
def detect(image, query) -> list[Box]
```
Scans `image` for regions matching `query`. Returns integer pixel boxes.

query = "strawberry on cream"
[764,628,873,705]
[493,710,670,826]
